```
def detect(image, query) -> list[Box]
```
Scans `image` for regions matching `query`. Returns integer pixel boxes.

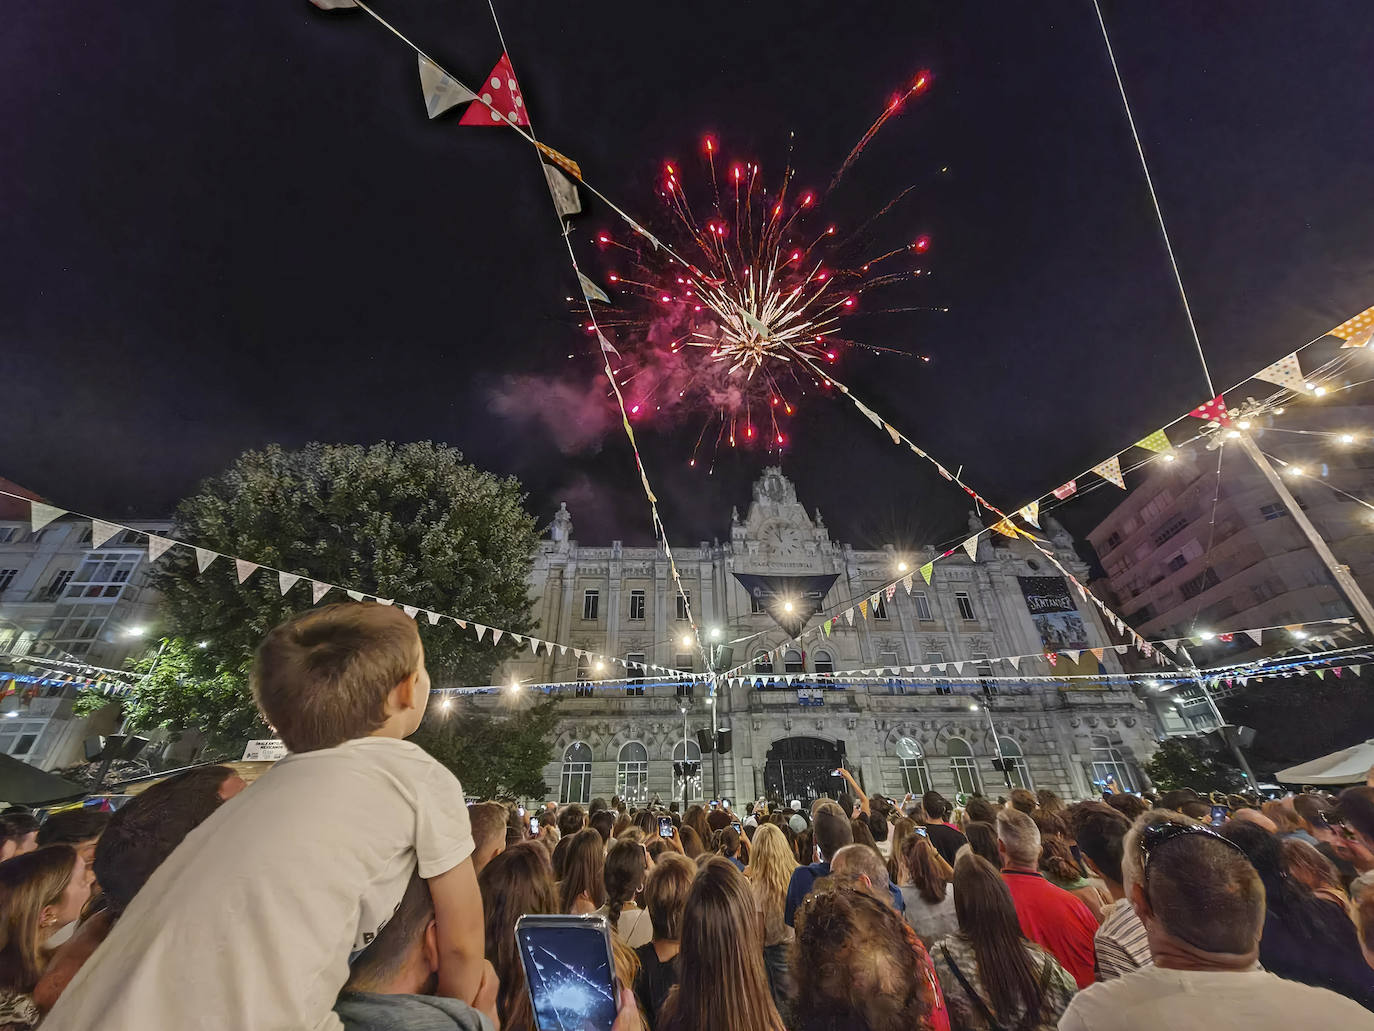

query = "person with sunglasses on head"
[1059,811,1374,1031]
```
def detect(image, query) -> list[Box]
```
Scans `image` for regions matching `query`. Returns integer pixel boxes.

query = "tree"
[86,442,538,752]
[1144,737,1247,794]
[411,696,561,800]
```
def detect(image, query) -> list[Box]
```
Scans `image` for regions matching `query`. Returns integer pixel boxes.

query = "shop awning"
[0,753,87,806]
[1275,739,1374,786]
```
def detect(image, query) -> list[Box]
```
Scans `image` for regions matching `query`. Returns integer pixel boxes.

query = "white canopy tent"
[1275,740,1374,786]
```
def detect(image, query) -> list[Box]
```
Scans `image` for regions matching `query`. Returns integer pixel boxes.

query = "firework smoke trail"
[830,69,932,191]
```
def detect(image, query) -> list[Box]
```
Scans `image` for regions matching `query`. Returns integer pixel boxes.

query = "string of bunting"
[0,489,701,685]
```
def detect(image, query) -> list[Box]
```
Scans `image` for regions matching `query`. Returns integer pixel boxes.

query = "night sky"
[4,1,1372,554]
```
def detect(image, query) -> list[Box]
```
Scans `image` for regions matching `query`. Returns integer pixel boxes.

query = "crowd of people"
[0,602,1373,1029]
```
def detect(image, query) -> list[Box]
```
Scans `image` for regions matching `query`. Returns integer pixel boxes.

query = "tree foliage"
[411,696,561,800]
[1144,737,1247,794]
[89,442,539,749]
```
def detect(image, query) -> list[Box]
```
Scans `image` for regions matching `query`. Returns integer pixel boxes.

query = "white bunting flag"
[1243,628,1263,646]
[425,611,441,626]
[402,605,419,619]
[1018,501,1041,528]
[235,559,259,584]
[312,581,332,604]
[91,519,121,549]
[1114,644,1130,654]
[279,572,301,595]
[1007,656,1020,671]
[346,590,364,602]
[377,599,395,607]
[962,536,979,561]
[952,661,965,674]
[195,548,218,573]
[845,608,855,625]
[30,502,63,534]
[511,634,523,648]
[147,535,176,563]
[1252,353,1304,392]
[577,272,608,305]
[559,644,568,656]
[902,573,914,594]
[491,629,503,644]
[529,638,540,654]
[1063,650,1080,663]
[596,330,620,357]
[418,54,476,119]
[474,625,488,642]
[546,165,583,219]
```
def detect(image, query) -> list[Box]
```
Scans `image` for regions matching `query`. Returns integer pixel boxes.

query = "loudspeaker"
[1234,725,1257,749]
[716,728,733,755]
[712,645,734,672]
[696,728,716,754]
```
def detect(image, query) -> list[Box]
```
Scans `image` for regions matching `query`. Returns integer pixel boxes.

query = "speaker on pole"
[716,727,733,755]
[696,728,716,754]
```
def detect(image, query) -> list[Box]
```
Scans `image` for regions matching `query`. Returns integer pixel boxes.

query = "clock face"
[762,521,803,555]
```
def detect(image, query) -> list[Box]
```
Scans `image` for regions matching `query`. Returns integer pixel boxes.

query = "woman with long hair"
[963,823,1000,868]
[658,858,785,1031]
[1030,812,1107,923]
[931,854,1076,1031]
[1281,836,1351,914]
[747,823,798,1009]
[559,828,608,915]
[678,825,705,860]
[635,853,694,1029]
[902,831,959,944]
[479,843,557,1031]
[601,837,653,947]
[711,827,745,872]
[683,805,712,849]
[0,846,93,1028]
[888,817,919,886]
[1224,822,1374,1007]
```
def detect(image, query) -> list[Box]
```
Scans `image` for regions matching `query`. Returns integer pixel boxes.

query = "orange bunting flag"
[535,141,582,180]
[1188,394,1232,428]
[1092,456,1125,489]
[1331,306,1374,347]
[991,518,1018,538]
[859,600,869,619]
[459,53,529,126]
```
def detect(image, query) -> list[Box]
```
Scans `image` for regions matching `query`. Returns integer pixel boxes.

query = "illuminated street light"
[1226,430,1241,439]
[783,601,795,613]
[125,626,147,638]
[1287,466,1304,477]
[1314,386,1328,398]
[441,697,452,711]
[968,703,979,711]
[1199,631,1215,641]
[1237,419,1252,430]
[709,627,722,641]
[594,660,605,673]
[680,634,693,648]
[1340,434,1356,444]
[897,561,909,573]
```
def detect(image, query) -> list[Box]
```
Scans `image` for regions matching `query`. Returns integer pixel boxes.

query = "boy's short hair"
[252,602,422,753]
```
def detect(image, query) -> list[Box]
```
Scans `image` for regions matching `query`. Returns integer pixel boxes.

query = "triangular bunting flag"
[417,54,476,119]
[883,423,902,446]
[1332,667,1343,679]
[529,638,540,654]
[1062,650,1080,663]
[1052,481,1077,500]
[920,562,934,585]
[1090,648,1104,661]
[474,624,488,641]
[377,599,395,607]
[962,537,979,561]
[559,644,568,655]
[425,611,441,626]
[845,608,855,625]
[147,535,175,563]
[1135,429,1172,454]
[1007,656,1020,671]
[1331,306,1374,343]
[596,330,620,357]
[491,629,503,644]
[1342,328,1373,350]
[1188,394,1233,428]
[1240,628,1262,646]
[278,572,301,595]
[30,502,63,534]
[859,600,869,619]
[511,634,524,647]
[546,165,582,218]
[312,581,331,604]
[1019,502,1040,528]
[823,620,833,637]
[885,583,897,603]
[1045,652,1058,667]
[1314,668,1325,680]
[991,518,1018,539]
[577,271,608,303]
[902,573,914,593]
[1092,456,1126,489]
[346,590,364,602]
[1351,665,1362,677]
[402,605,419,619]
[1252,353,1304,392]
[459,53,529,126]
[309,0,358,8]
[535,141,582,180]
[90,519,121,548]
[952,661,965,674]
[235,559,259,584]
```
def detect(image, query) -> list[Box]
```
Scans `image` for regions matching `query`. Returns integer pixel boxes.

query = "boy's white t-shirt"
[44,736,474,1031]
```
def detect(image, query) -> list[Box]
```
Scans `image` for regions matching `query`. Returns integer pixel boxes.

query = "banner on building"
[733,573,839,638]
[1017,576,1091,652]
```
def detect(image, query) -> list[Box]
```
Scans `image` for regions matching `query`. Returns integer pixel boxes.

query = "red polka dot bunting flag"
[1187,394,1232,428]
[459,53,529,127]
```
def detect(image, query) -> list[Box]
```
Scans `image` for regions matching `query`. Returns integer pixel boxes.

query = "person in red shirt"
[995,808,1098,988]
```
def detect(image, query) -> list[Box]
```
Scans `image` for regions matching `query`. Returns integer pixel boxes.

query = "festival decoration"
[1188,394,1232,427]
[1252,353,1305,392]
[1332,305,1374,347]
[417,55,475,118]
[1092,456,1126,489]
[1134,429,1172,454]
[458,53,528,126]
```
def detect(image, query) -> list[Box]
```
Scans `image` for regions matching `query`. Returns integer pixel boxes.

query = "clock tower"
[731,468,837,575]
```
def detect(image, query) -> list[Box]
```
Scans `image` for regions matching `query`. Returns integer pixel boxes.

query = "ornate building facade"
[498,470,1162,806]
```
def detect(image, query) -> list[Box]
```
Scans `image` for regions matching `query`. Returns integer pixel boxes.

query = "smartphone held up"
[516,914,620,1031]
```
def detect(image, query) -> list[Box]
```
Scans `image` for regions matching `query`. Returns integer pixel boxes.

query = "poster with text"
[1017,576,1090,651]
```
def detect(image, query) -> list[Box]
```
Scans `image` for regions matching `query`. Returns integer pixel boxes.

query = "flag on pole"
[459,53,528,126]
[1135,429,1172,454]
[1252,353,1305,391]
[417,55,475,118]
[1093,456,1126,489]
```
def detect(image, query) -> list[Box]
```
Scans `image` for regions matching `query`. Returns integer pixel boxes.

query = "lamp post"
[971,698,1014,789]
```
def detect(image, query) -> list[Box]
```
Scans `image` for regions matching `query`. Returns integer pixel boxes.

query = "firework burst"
[588,70,941,466]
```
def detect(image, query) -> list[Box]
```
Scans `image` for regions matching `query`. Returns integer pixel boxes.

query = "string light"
[1341,434,1356,444]
[1287,465,1305,477]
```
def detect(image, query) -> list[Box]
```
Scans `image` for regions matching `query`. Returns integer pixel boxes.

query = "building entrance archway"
[762,736,844,805]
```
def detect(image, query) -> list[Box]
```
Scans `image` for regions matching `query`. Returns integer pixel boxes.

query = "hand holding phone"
[659,817,674,838]
[529,816,540,837]
[516,915,620,1031]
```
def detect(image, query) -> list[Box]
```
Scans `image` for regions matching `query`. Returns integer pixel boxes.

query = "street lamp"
[124,626,147,638]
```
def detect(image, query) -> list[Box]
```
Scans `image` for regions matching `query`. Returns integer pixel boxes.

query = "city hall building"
[499,470,1162,806]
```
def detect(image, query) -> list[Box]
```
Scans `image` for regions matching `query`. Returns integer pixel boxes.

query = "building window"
[0,528,18,544]
[629,590,646,621]
[813,650,834,675]
[1089,736,1138,793]
[64,552,139,600]
[997,737,1032,790]
[947,738,981,795]
[582,590,600,620]
[1104,531,1122,551]
[1152,515,1189,547]
[0,722,45,757]
[673,652,694,674]
[625,653,646,695]
[0,570,17,594]
[672,740,703,801]
[675,592,691,621]
[878,650,899,671]
[616,741,649,803]
[1166,554,1188,573]
[973,652,997,696]
[45,570,74,600]
[955,592,976,621]
[753,651,774,675]
[872,595,889,620]
[1180,568,1220,600]
[78,527,93,545]
[784,650,805,674]
[575,656,590,683]
[926,650,945,667]
[750,594,767,614]
[559,741,592,804]
[1259,503,1287,521]
[675,679,695,699]
[913,592,934,621]
[896,737,932,795]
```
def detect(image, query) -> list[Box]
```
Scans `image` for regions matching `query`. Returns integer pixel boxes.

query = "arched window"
[896,737,931,795]
[783,649,805,674]
[1089,736,1138,793]
[997,736,1032,790]
[616,741,649,803]
[560,741,592,804]
[946,737,981,795]
[813,650,834,676]
[753,651,774,675]
[672,739,703,801]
